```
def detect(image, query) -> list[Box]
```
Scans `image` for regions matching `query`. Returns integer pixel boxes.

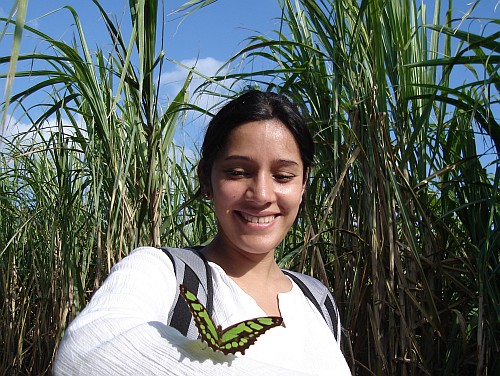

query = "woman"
[53,90,351,375]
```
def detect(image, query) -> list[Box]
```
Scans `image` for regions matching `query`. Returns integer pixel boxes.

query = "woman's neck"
[201,236,292,316]
[201,235,279,279]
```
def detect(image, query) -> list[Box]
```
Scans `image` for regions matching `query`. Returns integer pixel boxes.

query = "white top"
[53,246,351,375]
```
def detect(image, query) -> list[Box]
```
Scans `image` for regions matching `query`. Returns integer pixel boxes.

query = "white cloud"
[1,113,85,154]
[160,57,223,92]
[159,56,236,150]
[2,116,32,140]
[1,56,232,155]
[159,56,234,109]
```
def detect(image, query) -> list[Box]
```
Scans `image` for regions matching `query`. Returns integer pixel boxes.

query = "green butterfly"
[179,284,284,355]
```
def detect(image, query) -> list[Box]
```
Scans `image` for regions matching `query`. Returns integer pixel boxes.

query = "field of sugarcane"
[1,0,499,375]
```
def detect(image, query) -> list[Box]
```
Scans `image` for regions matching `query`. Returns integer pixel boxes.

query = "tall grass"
[209,0,499,374]
[1,0,499,375]
[0,1,215,374]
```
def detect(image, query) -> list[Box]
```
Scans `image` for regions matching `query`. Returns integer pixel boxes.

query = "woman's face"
[208,119,306,256]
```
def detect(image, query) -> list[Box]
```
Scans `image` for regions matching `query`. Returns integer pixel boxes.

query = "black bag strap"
[162,247,339,341]
[282,270,339,341]
[283,270,323,312]
[161,247,213,337]
[198,250,214,313]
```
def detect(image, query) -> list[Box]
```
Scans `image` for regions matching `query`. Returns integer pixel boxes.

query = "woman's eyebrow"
[223,155,300,167]
[275,159,301,167]
[223,155,251,162]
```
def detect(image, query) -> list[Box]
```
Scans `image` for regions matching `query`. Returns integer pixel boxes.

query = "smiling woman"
[206,120,306,265]
[53,90,351,375]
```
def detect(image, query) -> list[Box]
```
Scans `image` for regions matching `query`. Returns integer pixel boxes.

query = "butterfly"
[179,284,284,355]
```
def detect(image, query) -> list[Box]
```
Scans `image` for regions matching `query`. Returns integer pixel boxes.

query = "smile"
[239,212,276,224]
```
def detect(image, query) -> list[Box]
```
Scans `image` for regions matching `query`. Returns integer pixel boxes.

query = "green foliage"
[212,0,499,374]
[0,1,214,374]
[1,0,499,375]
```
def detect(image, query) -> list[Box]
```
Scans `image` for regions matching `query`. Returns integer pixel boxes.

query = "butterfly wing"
[218,316,283,355]
[179,284,284,356]
[179,284,220,353]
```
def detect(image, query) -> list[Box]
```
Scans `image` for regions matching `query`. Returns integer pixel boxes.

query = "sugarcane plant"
[1,0,499,375]
[203,0,499,374]
[0,0,212,373]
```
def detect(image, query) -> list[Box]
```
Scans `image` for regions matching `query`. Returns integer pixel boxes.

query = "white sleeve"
[52,246,309,376]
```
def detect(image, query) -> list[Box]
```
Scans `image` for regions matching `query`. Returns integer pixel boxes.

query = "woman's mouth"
[239,212,277,224]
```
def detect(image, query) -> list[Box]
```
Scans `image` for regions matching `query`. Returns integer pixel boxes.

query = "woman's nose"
[247,173,276,203]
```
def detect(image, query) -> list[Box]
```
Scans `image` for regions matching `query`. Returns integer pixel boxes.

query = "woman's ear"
[197,159,212,199]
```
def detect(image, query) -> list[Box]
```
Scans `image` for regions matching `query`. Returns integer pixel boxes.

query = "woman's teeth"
[240,213,275,224]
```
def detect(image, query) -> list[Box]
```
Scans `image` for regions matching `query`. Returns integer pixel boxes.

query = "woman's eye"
[223,169,296,181]
[274,174,295,182]
[224,169,247,178]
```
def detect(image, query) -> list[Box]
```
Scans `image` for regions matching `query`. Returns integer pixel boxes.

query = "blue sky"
[3,1,497,101]
[0,1,282,57]
[0,0,283,146]
[1,0,499,156]
[0,0,283,96]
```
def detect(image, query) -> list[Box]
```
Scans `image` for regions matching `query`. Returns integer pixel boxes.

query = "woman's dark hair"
[199,90,314,193]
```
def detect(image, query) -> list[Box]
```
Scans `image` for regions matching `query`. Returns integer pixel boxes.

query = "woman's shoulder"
[113,246,174,272]
[129,245,170,259]
[282,270,330,296]
[282,269,341,343]
[99,246,177,295]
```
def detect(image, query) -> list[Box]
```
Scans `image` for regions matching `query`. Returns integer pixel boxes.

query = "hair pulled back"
[199,90,314,190]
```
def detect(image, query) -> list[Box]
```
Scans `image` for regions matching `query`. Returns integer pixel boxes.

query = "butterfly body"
[179,284,283,355]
